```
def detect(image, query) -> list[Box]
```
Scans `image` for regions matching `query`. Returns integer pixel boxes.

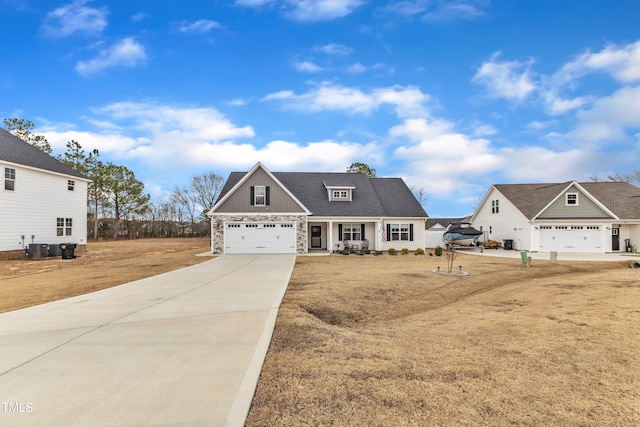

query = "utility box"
[48,244,62,257]
[28,243,48,259]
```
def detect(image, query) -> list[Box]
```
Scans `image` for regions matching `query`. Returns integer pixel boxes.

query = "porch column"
[377,219,382,251]
[328,220,333,252]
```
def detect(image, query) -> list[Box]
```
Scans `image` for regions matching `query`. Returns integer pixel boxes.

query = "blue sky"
[1,0,640,216]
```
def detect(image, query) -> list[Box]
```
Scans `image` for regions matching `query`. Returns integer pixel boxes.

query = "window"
[250,185,270,206]
[491,199,499,214]
[5,167,15,191]
[57,218,73,236]
[566,193,578,206]
[342,224,362,240]
[68,180,75,191]
[333,190,348,199]
[254,185,266,206]
[388,223,413,241]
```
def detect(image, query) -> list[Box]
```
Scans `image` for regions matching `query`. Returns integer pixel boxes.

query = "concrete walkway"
[0,254,296,427]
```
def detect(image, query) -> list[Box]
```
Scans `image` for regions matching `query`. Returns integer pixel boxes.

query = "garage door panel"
[225,223,296,254]
[539,225,602,253]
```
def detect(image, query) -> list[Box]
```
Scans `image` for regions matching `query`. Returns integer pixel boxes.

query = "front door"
[311,226,322,248]
[612,228,620,251]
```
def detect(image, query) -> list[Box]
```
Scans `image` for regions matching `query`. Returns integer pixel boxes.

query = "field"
[246,253,640,426]
[0,238,211,313]
[2,242,639,425]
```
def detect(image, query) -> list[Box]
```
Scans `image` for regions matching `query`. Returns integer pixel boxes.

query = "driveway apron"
[0,254,295,427]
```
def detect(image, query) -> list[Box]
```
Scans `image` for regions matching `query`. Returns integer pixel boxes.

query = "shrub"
[388,248,397,255]
[401,248,409,255]
[435,245,443,256]
[340,250,350,255]
[415,248,425,255]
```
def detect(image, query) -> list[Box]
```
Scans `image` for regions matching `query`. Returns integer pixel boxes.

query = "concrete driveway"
[0,254,295,427]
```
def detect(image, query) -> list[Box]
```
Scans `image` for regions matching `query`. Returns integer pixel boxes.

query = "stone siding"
[211,214,307,254]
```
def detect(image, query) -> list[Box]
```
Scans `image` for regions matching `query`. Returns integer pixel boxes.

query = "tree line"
[3,118,223,239]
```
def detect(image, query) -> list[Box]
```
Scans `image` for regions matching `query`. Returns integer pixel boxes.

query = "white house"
[0,128,89,259]
[208,162,428,254]
[471,181,640,253]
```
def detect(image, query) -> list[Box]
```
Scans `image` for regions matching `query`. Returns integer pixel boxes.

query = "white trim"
[0,159,91,182]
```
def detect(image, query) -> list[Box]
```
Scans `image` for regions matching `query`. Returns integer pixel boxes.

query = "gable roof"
[426,217,468,229]
[212,162,310,214]
[214,164,427,218]
[0,128,87,179]
[488,181,640,220]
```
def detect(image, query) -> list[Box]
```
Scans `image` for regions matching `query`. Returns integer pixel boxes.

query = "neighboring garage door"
[224,223,296,254]
[539,225,602,253]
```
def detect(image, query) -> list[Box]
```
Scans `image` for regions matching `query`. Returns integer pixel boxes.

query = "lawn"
[246,253,640,426]
[0,238,211,313]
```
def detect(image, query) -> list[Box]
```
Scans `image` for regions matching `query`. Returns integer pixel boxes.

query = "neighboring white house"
[0,128,89,259]
[208,162,428,254]
[471,181,640,253]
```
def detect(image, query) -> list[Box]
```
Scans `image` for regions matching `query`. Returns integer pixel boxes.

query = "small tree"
[445,243,457,273]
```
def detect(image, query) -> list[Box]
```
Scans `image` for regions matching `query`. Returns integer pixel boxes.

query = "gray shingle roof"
[495,181,640,220]
[218,170,428,218]
[0,128,87,179]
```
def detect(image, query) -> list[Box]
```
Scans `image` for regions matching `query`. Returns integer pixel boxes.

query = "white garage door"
[539,225,602,253]
[224,223,296,254]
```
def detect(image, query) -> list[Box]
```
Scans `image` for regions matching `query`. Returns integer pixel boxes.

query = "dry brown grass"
[247,253,640,426]
[0,238,211,313]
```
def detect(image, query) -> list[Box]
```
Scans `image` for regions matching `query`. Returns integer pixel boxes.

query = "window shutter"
[386,224,391,240]
[409,224,414,241]
[250,186,255,206]
[338,224,343,240]
[361,224,365,240]
[265,186,270,205]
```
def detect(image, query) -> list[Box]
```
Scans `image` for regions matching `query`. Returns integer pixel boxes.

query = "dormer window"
[566,193,578,206]
[323,180,355,202]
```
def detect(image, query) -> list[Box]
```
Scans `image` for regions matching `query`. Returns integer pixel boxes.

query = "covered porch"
[307,219,382,253]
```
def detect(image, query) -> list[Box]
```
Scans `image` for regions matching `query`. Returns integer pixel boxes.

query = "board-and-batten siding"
[538,188,611,219]
[0,163,88,252]
[215,167,305,213]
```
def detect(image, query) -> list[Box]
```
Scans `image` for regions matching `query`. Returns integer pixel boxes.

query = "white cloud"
[379,0,485,22]
[237,0,363,21]
[313,43,353,56]
[423,1,484,22]
[75,38,147,76]
[285,0,363,21]
[131,12,148,22]
[472,52,536,102]
[554,41,640,86]
[263,82,429,117]
[177,19,221,34]
[391,117,501,195]
[570,86,640,143]
[41,0,108,38]
[498,146,599,182]
[346,62,367,73]
[235,0,275,5]
[192,139,374,171]
[293,60,324,73]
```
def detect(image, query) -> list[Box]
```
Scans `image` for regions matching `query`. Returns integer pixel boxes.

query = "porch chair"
[343,239,352,251]
[361,239,369,251]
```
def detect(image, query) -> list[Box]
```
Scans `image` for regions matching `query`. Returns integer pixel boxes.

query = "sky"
[1,0,640,217]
